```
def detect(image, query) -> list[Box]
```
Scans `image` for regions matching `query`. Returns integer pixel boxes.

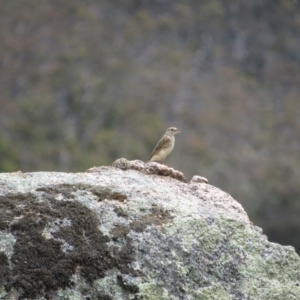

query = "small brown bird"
[148,127,180,163]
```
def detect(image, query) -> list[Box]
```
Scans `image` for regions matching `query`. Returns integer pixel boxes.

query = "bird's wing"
[149,135,171,160]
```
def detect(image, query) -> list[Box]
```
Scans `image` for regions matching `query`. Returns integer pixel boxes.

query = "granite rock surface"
[0,159,299,299]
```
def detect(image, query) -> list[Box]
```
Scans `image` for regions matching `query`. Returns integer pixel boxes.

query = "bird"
[148,127,180,163]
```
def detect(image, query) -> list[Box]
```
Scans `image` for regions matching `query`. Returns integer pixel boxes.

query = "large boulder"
[0,159,299,299]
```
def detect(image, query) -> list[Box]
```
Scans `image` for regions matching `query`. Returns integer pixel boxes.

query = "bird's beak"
[176,129,181,133]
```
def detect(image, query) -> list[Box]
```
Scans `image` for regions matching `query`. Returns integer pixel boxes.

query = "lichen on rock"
[0,160,299,299]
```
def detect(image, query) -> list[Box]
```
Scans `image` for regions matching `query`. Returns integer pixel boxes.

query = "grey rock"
[190,175,208,184]
[0,160,299,299]
[111,158,188,183]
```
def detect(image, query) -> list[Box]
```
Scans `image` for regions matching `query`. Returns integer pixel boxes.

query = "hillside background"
[1,0,300,253]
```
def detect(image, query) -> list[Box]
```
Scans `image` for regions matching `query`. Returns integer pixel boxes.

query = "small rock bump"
[190,175,208,184]
[112,158,131,170]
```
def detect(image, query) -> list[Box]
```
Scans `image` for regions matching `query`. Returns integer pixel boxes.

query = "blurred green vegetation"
[1,0,300,252]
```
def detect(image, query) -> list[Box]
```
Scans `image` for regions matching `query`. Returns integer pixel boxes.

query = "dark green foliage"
[0,1,300,252]
[0,138,19,171]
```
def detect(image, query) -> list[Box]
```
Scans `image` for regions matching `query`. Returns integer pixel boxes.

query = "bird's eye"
[171,128,174,131]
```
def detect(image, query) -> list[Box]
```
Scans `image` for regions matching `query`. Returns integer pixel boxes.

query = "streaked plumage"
[149,127,180,163]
